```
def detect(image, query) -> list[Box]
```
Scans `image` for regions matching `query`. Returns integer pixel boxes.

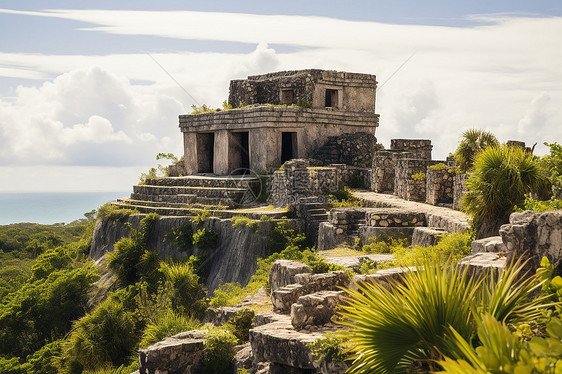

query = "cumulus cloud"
[0,8,561,173]
[0,66,184,166]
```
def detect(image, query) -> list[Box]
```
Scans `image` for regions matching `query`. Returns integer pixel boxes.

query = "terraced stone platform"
[112,174,266,215]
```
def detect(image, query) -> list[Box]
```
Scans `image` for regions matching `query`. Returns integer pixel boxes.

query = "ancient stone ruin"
[93,68,560,373]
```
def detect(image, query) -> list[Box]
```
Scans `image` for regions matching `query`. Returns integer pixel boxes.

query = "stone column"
[182,132,197,175]
[214,130,229,175]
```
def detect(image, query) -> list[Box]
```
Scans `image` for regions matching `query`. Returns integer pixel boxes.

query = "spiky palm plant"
[462,145,550,238]
[339,263,480,373]
[339,260,554,373]
[454,129,499,173]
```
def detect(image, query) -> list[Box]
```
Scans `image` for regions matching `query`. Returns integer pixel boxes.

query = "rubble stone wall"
[390,139,433,160]
[371,150,412,193]
[453,173,471,210]
[499,210,562,276]
[394,159,439,202]
[426,167,454,205]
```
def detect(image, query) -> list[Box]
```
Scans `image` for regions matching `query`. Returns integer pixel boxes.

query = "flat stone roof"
[179,105,379,132]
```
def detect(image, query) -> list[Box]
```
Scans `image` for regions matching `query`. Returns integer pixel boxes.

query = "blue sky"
[0,1,561,191]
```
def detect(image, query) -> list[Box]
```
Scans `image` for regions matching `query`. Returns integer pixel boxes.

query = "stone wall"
[453,173,471,210]
[371,150,412,193]
[426,167,454,205]
[270,160,370,206]
[229,71,315,107]
[499,210,562,276]
[313,132,379,167]
[394,159,439,202]
[390,139,433,160]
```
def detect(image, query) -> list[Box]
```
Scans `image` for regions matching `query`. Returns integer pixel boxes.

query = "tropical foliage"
[454,129,499,173]
[462,145,550,238]
[340,260,555,373]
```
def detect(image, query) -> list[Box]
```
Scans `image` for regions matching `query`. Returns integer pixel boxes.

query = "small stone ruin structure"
[180,69,379,175]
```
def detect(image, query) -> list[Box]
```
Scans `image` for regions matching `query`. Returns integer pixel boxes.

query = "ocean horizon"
[0,191,130,225]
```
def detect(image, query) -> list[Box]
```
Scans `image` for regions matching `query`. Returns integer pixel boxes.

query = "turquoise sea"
[0,192,130,225]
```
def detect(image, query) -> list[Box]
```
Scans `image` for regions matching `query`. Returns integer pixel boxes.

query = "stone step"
[117,198,192,209]
[130,192,197,204]
[307,208,327,214]
[144,175,259,188]
[133,185,248,200]
[310,213,329,221]
[111,202,197,216]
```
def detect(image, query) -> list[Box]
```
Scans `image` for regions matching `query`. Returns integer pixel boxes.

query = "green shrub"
[20,339,62,374]
[0,357,22,374]
[108,214,161,286]
[191,104,217,114]
[0,267,99,358]
[463,145,551,238]
[166,223,193,252]
[516,194,562,212]
[139,310,200,349]
[209,283,245,308]
[159,261,206,316]
[331,185,354,201]
[231,216,257,230]
[453,128,499,173]
[96,203,138,222]
[60,297,140,373]
[191,209,211,225]
[308,332,350,363]
[390,232,472,267]
[362,237,409,254]
[541,142,562,199]
[411,171,426,181]
[192,228,217,249]
[223,309,254,343]
[428,162,448,171]
[202,329,238,374]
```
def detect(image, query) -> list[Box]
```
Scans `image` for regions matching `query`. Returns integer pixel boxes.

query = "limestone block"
[471,236,506,254]
[351,267,414,291]
[269,260,312,293]
[291,290,345,330]
[272,283,306,313]
[412,227,446,247]
[138,335,205,374]
[234,343,254,372]
[203,306,254,327]
[254,311,286,327]
[500,210,562,276]
[458,252,506,278]
[249,315,329,370]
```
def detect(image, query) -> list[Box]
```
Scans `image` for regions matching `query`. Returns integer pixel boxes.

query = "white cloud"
[0,9,560,177]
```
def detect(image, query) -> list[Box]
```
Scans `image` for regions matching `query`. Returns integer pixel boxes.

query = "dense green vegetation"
[340,259,560,373]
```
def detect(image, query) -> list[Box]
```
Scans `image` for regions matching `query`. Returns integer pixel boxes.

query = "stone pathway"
[353,190,470,233]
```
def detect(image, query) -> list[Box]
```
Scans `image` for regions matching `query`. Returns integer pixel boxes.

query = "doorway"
[230,131,250,173]
[197,132,214,173]
[281,132,297,163]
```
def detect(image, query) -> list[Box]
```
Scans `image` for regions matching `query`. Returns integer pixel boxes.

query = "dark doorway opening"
[197,132,214,173]
[230,131,250,173]
[281,132,297,163]
[325,89,339,107]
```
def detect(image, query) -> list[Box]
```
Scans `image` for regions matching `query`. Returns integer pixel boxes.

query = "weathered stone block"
[291,290,345,330]
[499,210,562,276]
[471,236,506,254]
[138,334,205,374]
[351,267,414,291]
[458,252,506,278]
[203,306,254,327]
[269,260,312,293]
[412,226,446,247]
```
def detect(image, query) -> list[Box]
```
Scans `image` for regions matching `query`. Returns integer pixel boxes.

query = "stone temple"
[179,69,379,175]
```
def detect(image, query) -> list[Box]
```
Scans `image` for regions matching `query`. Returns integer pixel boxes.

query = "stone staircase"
[311,136,339,164]
[113,175,261,214]
[297,198,330,243]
